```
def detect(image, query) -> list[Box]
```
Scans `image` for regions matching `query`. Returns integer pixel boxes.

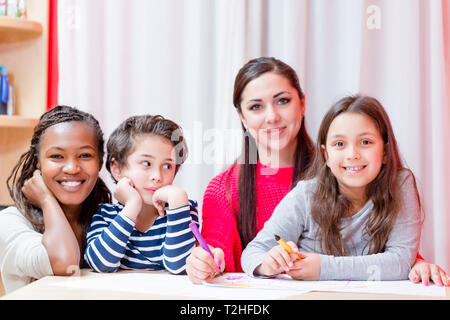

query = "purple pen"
[189,222,222,274]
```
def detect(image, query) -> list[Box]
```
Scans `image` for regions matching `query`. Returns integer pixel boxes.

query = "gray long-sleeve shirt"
[241,170,421,281]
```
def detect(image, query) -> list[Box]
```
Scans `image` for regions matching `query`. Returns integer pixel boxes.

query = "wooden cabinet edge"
[0,115,38,128]
[0,16,43,43]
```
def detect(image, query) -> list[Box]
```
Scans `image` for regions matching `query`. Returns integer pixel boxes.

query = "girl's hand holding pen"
[255,241,303,277]
[255,236,321,280]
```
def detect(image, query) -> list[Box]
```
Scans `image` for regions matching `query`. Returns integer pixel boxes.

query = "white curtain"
[58,0,450,271]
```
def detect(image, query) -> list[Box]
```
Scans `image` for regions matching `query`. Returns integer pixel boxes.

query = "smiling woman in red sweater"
[185,57,448,287]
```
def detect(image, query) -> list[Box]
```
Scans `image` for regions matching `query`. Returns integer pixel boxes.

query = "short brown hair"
[106,115,188,182]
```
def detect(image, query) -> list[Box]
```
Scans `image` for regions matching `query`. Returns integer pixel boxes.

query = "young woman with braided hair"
[0,106,111,293]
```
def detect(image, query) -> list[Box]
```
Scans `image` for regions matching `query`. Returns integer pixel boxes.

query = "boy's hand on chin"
[152,185,189,216]
[115,177,142,209]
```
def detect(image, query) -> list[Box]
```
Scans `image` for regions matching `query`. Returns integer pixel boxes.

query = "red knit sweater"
[201,161,294,272]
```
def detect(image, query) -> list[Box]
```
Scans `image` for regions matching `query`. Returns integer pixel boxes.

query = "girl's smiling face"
[322,112,385,200]
[37,121,100,210]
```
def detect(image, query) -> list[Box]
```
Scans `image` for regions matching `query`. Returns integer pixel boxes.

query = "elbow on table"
[49,254,81,276]
[42,238,81,275]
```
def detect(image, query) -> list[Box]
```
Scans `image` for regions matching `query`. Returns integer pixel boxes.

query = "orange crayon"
[274,234,302,261]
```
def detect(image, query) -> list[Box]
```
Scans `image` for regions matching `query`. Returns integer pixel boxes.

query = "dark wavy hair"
[305,95,421,255]
[7,106,111,252]
[105,114,188,182]
[229,57,315,249]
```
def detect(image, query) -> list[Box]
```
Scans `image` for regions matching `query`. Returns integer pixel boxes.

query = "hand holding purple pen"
[189,222,223,275]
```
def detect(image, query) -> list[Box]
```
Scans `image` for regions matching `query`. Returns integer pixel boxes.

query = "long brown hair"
[6,106,111,253]
[306,95,421,255]
[230,57,315,249]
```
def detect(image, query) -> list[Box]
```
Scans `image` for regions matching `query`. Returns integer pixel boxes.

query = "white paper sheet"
[51,272,302,299]
[51,272,446,299]
[203,273,446,297]
[321,279,447,296]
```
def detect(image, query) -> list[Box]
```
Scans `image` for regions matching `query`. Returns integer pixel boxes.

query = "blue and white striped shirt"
[84,200,199,274]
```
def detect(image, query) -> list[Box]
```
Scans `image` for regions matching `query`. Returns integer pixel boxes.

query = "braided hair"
[6,106,111,255]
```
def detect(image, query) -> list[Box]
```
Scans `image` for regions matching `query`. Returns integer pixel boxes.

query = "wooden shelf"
[0,16,43,43]
[0,1,48,207]
[0,115,38,128]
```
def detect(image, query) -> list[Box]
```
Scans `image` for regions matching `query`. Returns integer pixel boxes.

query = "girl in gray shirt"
[241,95,422,281]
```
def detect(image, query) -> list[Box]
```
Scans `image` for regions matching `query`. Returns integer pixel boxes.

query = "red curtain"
[47,0,58,110]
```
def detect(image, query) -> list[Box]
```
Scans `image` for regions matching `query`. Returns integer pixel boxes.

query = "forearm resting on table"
[41,198,80,275]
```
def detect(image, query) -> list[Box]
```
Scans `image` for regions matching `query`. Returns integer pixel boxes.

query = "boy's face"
[112,134,177,205]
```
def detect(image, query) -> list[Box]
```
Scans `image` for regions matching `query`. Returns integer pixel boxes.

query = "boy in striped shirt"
[84,115,198,274]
